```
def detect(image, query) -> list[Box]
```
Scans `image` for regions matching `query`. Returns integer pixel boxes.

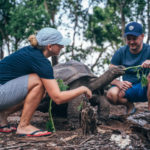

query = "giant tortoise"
[38,60,125,128]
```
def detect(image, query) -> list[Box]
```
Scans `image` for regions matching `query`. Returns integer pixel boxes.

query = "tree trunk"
[81,96,97,135]
[147,0,150,44]
[120,4,125,44]
[52,56,58,66]
[0,46,4,60]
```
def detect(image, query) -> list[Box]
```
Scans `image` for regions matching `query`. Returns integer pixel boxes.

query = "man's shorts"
[0,75,28,110]
[124,82,148,102]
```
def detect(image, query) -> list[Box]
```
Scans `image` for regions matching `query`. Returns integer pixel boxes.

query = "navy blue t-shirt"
[111,43,150,84]
[0,46,54,84]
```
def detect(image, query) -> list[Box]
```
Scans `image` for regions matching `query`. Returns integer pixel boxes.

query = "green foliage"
[0,0,16,51]
[57,79,69,91]
[125,65,149,87]
[1,0,150,73]
[77,101,83,111]
[6,0,51,51]
[85,6,122,47]
[141,73,148,87]
[46,79,69,132]
[46,99,55,132]
[124,65,142,71]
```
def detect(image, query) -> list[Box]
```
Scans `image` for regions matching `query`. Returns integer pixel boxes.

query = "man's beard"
[130,44,141,52]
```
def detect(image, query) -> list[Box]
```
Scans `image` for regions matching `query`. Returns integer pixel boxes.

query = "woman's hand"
[80,86,92,99]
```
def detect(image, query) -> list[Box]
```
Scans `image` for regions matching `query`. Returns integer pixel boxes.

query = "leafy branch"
[124,65,149,87]
[46,79,69,132]
[124,65,142,71]
[77,101,83,111]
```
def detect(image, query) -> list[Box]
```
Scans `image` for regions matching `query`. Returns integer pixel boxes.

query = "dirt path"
[0,102,150,150]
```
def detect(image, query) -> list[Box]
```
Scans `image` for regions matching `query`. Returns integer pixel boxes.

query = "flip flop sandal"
[17,129,52,137]
[127,107,137,115]
[0,124,17,133]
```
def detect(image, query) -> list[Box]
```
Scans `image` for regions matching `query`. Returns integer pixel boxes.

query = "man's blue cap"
[124,22,143,37]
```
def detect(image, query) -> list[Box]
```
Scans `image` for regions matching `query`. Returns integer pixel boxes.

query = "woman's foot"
[0,110,17,133]
[16,124,51,136]
[0,125,16,133]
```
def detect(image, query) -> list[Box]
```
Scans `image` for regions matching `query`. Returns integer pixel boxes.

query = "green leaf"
[141,73,148,87]
[46,99,56,132]
[77,101,83,111]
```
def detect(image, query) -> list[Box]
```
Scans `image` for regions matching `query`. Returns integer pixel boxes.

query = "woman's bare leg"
[16,74,46,134]
[0,102,23,126]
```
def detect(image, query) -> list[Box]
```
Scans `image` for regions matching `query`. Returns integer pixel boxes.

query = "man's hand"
[117,81,132,91]
[117,81,132,99]
[141,60,150,68]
